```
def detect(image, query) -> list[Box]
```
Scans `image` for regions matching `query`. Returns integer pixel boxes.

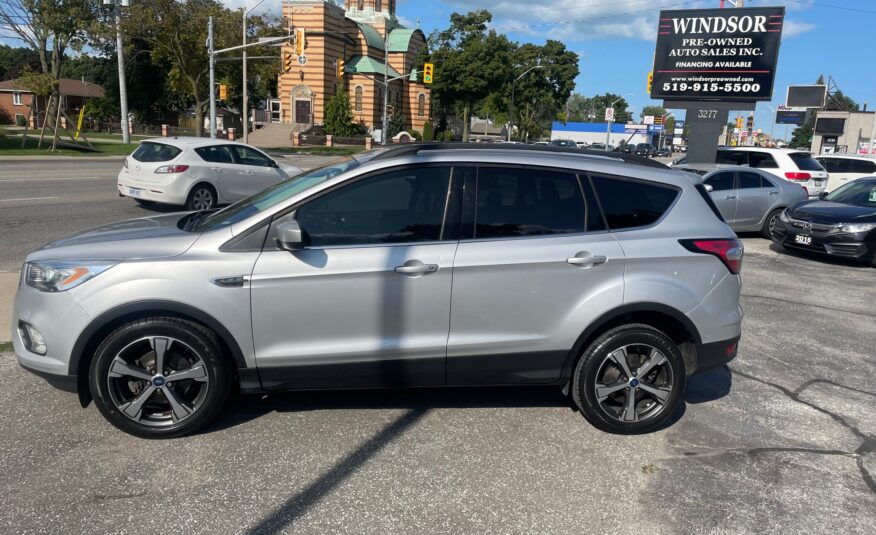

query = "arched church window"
[357,0,364,10]
[355,86,363,112]
[417,94,425,117]
[375,0,382,12]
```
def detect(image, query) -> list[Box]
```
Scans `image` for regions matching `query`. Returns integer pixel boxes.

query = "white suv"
[117,137,302,210]
[815,154,876,192]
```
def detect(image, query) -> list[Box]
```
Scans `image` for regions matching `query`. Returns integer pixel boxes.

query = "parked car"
[815,154,876,192]
[771,177,876,265]
[635,143,657,157]
[117,138,303,211]
[576,141,589,149]
[14,144,742,438]
[619,144,636,155]
[588,143,608,151]
[672,147,828,198]
[702,167,807,237]
[656,147,672,158]
[549,139,577,148]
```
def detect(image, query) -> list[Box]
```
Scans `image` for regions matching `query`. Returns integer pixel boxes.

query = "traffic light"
[218,84,227,101]
[423,63,433,84]
[735,116,744,129]
[283,53,293,73]
[646,71,653,94]
[336,58,345,79]
[295,28,305,56]
[746,115,754,131]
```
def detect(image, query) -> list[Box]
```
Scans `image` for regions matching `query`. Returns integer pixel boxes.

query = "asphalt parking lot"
[1,236,874,534]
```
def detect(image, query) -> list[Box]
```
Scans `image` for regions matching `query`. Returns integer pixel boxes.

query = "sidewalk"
[0,155,124,162]
[0,272,18,342]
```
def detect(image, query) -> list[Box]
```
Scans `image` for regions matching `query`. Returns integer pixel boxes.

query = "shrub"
[443,130,453,142]
[422,122,433,141]
[0,127,6,138]
[15,115,26,127]
[410,129,422,141]
[324,91,357,137]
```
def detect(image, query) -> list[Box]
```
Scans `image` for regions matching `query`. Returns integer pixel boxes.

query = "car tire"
[185,184,216,211]
[572,324,686,434]
[762,208,784,239]
[89,317,231,439]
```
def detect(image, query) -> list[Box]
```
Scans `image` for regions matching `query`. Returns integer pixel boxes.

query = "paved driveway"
[1,237,873,534]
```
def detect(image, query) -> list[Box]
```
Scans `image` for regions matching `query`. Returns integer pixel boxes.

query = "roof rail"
[369,142,670,169]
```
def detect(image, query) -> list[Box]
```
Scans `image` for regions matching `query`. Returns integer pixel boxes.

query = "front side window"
[297,166,452,247]
[816,158,845,173]
[131,142,182,163]
[195,145,234,164]
[474,167,587,239]
[851,159,876,174]
[704,172,735,191]
[232,146,272,167]
[590,175,679,230]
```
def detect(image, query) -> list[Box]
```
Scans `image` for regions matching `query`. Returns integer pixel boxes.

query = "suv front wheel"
[89,317,231,439]
[573,324,686,434]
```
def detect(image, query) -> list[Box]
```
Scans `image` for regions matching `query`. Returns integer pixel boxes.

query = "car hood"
[788,200,876,224]
[278,163,303,176]
[27,212,200,262]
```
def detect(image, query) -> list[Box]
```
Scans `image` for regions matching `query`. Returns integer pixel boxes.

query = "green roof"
[355,22,384,51]
[387,28,421,53]
[347,56,402,79]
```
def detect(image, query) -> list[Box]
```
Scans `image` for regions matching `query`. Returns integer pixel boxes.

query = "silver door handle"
[246,170,255,175]
[394,261,439,275]
[567,252,607,267]
[768,190,780,195]
[725,195,736,200]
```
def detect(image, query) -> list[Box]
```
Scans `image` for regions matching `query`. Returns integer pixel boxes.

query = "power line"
[495,0,703,31]
[782,0,876,15]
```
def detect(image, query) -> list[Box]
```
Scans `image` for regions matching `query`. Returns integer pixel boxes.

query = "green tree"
[422,121,434,141]
[324,90,357,137]
[387,110,406,138]
[427,11,515,141]
[640,105,667,121]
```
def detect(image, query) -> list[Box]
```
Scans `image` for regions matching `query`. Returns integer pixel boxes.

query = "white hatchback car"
[815,154,876,192]
[117,137,302,210]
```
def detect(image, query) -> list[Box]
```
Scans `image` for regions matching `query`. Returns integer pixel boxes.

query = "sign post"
[650,6,785,162]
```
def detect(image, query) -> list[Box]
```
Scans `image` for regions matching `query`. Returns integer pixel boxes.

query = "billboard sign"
[643,115,655,125]
[786,85,827,108]
[624,124,648,133]
[776,110,807,125]
[650,6,785,101]
[814,118,846,135]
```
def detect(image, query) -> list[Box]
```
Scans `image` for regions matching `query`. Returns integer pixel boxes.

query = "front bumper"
[771,220,874,261]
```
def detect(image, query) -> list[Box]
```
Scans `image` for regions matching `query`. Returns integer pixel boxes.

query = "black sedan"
[771,177,876,265]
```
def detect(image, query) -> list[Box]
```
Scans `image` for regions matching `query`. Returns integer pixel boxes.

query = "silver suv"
[12,145,743,438]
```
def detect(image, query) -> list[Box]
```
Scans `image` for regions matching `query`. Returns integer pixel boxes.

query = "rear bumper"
[117,171,189,206]
[692,335,740,374]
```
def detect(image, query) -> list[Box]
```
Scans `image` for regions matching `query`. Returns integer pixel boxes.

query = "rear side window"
[738,172,764,189]
[474,167,587,238]
[195,145,234,164]
[131,142,182,162]
[748,152,778,169]
[590,175,679,230]
[788,152,824,171]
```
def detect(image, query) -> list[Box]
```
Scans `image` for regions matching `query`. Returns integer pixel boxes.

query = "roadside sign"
[604,107,615,122]
[650,6,785,101]
[298,55,307,66]
[643,115,655,125]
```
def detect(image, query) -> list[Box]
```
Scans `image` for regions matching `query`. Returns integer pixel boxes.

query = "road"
[0,237,874,534]
[0,156,340,272]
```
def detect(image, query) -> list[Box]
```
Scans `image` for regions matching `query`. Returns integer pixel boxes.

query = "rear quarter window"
[788,152,824,172]
[589,175,679,230]
[132,142,182,162]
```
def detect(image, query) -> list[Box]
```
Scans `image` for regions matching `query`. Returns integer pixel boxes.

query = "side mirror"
[269,159,279,168]
[818,191,828,200]
[704,183,714,192]
[276,220,305,251]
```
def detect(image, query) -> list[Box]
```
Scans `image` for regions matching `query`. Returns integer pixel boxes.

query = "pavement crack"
[740,293,876,319]
[732,367,876,495]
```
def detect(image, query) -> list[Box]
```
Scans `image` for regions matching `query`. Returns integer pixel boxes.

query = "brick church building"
[279,0,431,135]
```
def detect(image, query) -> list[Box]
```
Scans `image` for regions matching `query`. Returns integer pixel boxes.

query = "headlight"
[24,260,116,292]
[837,223,876,234]
[779,210,790,223]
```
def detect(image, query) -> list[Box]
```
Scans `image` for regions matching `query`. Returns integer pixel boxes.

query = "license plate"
[814,181,822,187]
[126,186,141,198]
[794,234,812,246]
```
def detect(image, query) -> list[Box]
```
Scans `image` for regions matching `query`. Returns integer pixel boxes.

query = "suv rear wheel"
[89,317,231,439]
[573,324,686,434]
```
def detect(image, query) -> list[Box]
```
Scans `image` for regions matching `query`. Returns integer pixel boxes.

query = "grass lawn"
[263,146,364,156]
[0,135,138,156]
[0,341,11,353]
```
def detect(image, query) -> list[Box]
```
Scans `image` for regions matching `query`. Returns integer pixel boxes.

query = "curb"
[0,156,125,163]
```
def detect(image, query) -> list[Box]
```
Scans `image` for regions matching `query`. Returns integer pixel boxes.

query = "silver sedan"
[703,166,808,238]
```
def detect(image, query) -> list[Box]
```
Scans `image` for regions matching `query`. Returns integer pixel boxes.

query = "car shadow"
[131,201,187,214]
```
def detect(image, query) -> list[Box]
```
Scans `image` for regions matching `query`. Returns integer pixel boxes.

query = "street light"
[242,0,265,144]
[508,64,544,142]
[103,0,131,143]
[604,93,633,151]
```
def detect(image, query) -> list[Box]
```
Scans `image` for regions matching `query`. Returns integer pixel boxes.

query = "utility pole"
[508,64,544,142]
[382,34,389,145]
[242,0,265,145]
[107,0,130,143]
[208,16,216,139]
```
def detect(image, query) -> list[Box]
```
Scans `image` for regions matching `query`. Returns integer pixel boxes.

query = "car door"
[446,166,625,385]
[703,171,738,224]
[250,164,460,389]
[735,171,778,228]
[230,145,288,196]
[193,145,243,201]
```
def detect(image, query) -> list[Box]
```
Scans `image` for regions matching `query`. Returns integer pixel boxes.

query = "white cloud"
[782,19,816,38]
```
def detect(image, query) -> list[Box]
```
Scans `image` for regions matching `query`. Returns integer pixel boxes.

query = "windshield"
[824,180,876,207]
[190,156,363,232]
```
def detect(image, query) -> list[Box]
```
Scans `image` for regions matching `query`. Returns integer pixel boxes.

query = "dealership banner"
[651,6,785,101]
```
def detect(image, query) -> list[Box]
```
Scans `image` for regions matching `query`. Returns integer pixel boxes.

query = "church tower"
[348,1,396,17]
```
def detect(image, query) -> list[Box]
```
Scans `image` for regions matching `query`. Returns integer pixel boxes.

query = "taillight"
[679,239,744,274]
[155,165,189,174]
[785,172,811,181]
